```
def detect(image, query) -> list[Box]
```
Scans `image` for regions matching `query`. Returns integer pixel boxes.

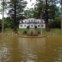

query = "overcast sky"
[0,0,36,19]
[0,0,60,19]
[25,0,36,9]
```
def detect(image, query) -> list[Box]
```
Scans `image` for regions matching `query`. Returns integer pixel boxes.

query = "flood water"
[0,34,62,62]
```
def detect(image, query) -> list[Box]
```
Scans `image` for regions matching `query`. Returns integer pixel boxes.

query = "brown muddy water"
[0,34,62,62]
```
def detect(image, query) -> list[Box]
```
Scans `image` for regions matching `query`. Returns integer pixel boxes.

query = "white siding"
[19,18,45,29]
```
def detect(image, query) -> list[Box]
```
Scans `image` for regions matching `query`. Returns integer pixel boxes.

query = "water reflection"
[0,34,62,62]
[18,38,46,62]
[0,35,12,62]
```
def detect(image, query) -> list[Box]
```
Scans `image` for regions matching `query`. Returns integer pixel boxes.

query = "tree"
[4,17,12,28]
[8,0,27,33]
[0,0,8,32]
[0,19,2,32]
[61,0,62,31]
[49,17,61,28]
[2,0,5,32]
[24,8,35,18]
[0,0,6,32]
[34,0,60,31]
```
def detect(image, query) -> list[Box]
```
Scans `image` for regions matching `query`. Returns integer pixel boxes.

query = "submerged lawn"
[0,28,62,36]
[44,29,61,35]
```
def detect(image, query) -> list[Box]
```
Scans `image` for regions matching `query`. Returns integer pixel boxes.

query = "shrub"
[37,31,41,34]
[49,17,61,28]
[23,31,27,34]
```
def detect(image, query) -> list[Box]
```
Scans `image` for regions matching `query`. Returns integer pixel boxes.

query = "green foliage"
[0,0,8,13]
[31,0,60,31]
[18,29,28,34]
[49,17,61,28]
[24,0,60,30]
[34,0,60,19]
[23,31,27,34]
[24,8,35,18]
[9,0,27,19]
[4,17,12,28]
[8,0,27,32]
[0,19,2,32]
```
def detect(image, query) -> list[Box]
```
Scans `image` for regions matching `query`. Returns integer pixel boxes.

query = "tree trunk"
[45,20,50,31]
[45,0,50,31]
[13,0,17,33]
[2,0,5,33]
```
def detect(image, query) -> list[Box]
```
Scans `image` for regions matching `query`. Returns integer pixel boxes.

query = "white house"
[19,18,45,29]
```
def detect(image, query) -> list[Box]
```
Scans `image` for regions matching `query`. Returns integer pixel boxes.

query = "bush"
[37,31,41,34]
[23,31,27,34]
[49,17,61,28]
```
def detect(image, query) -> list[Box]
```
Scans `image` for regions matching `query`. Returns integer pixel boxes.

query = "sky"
[0,0,36,19]
[0,0,61,19]
[25,0,36,9]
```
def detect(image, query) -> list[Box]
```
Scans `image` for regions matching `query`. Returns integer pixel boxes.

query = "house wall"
[19,18,45,29]
[19,24,45,28]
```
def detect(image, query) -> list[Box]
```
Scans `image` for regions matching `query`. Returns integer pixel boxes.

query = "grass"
[18,28,62,35]
[42,28,61,35]
[0,28,61,35]
[18,28,28,34]
[50,29,61,34]
[5,28,13,33]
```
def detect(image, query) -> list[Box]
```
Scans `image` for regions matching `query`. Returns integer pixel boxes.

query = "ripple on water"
[20,53,37,62]
[0,47,11,62]
[0,34,62,62]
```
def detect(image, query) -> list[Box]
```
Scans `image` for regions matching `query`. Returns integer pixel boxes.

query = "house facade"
[19,18,45,29]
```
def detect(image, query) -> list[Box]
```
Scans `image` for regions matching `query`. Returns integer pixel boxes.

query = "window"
[20,24,22,27]
[31,25,33,27]
[38,25,40,27]
[24,25,26,27]
[41,25,43,27]
[29,20,30,22]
